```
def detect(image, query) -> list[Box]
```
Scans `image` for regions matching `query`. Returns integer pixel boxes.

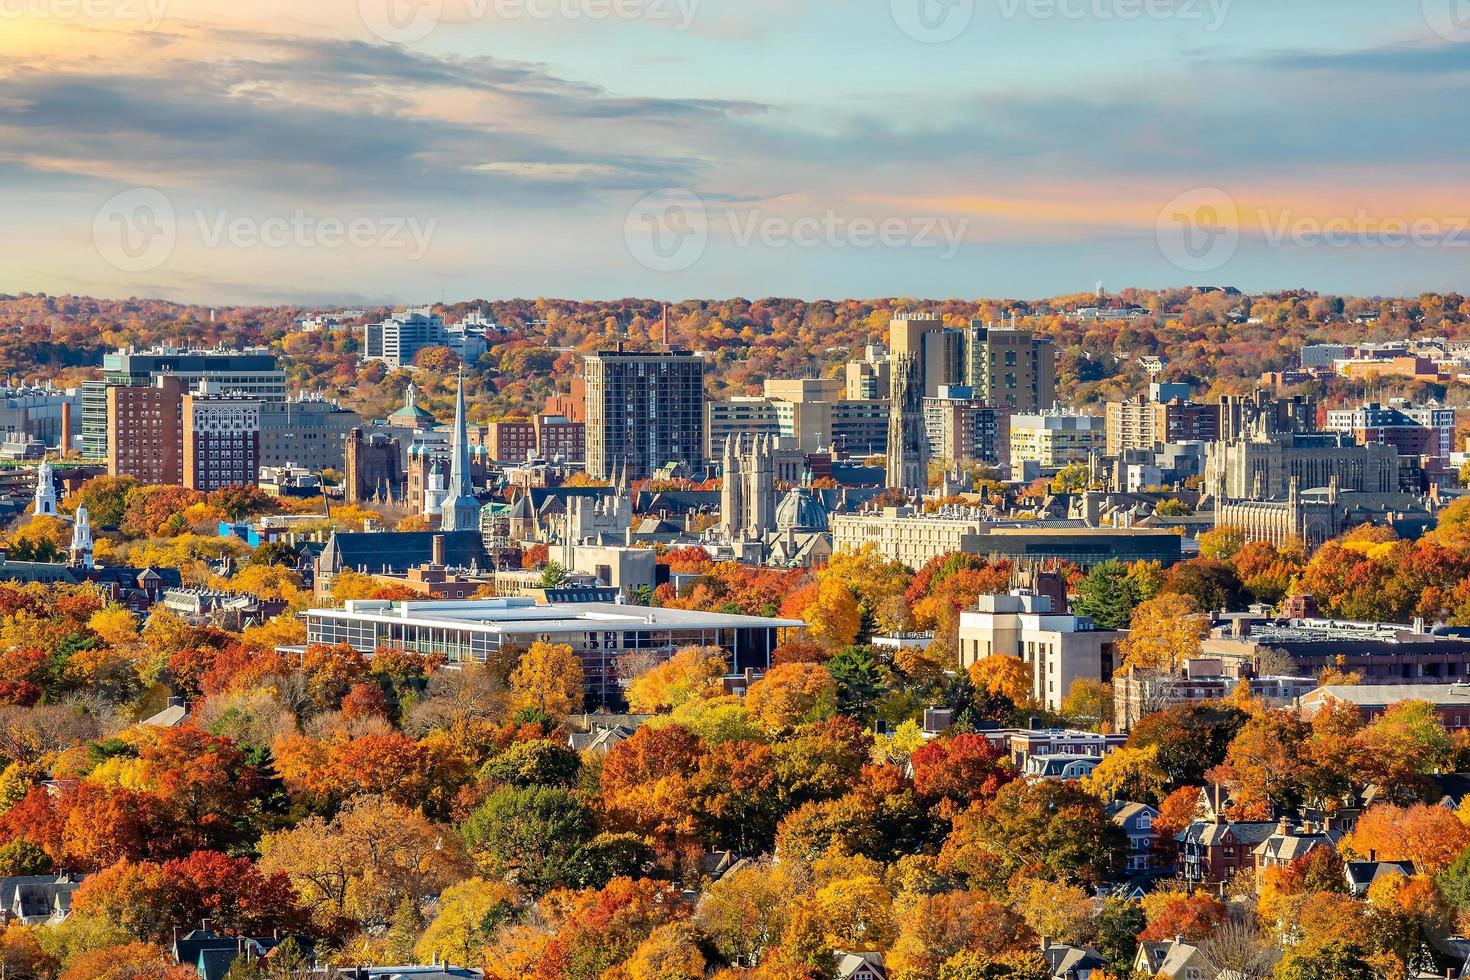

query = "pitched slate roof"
[1177,819,1278,847]
[323,530,484,575]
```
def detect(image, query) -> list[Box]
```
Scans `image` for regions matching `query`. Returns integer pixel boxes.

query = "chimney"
[59,402,72,455]
[1278,816,1291,835]
[432,534,445,567]
[1369,849,1377,862]
[1040,935,1051,953]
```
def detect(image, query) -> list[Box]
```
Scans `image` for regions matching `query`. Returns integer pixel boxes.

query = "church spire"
[441,370,480,532]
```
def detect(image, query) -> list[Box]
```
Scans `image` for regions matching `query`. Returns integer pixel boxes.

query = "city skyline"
[4,1,1470,304]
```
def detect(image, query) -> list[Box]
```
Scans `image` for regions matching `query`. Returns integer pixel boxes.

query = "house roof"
[1108,801,1159,826]
[1043,943,1106,976]
[1344,860,1414,891]
[834,952,887,979]
[1177,820,1278,846]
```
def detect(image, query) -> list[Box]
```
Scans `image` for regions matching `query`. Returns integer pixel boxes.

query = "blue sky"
[2,0,1467,305]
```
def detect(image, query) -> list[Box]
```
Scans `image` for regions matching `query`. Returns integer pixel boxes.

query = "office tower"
[923,386,1010,465]
[257,398,362,471]
[887,352,928,492]
[107,376,185,485]
[362,308,490,369]
[1009,410,1105,467]
[82,348,285,460]
[845,344,891,400]
[1105,396,1221,455]
[889,315,964,397]
[182,387,262,491]
[583,347,705,481]
[966,323,1056,412]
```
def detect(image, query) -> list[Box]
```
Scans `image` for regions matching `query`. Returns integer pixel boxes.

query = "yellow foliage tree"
[1119,594,1205,672]
[802,578,862,651]
[87,605,139,648]
[967,655,1031,703]
[508,642,585,722]
[1013,879,1097,947]
[414,877,519,967]
[1083,744,1167,804]
[625,922,707,980]
[626,646,727,714]
[814,875,898,952]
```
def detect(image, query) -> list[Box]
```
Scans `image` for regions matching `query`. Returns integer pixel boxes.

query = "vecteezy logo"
[1424,0,1470,42]
[1155,187,1240,274]
[624,188,708,273]
[891,0,974,42]
[359,0,443,43]
[93,187,177,273]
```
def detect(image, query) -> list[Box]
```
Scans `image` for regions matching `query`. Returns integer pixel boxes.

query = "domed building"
[775,486,829,532]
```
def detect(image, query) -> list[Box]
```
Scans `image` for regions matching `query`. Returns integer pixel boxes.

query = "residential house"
[1253,817,1346,871]
[1344,859,1414,897]
[834,952,887,980]
[1025,754,1103,779]
[1177,788,1277,887]
[0,874,82,926]
[1134,938,1209,980]
[1042,941,1106,980]
[1108,802,1161,875]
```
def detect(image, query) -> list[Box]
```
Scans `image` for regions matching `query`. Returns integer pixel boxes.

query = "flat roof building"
[301,597,802,707]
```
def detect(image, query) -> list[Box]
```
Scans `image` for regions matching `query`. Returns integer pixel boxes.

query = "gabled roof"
[1177,819,1278,847]
[1043,942,1106,977]
[835,952,887,980]
[1344,859,1413,892]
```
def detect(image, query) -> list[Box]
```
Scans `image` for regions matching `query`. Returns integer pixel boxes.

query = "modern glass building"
[300,597,803,707]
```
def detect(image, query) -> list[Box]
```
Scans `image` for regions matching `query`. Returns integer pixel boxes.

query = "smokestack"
[432,534,445,567]
[59,402,72,455]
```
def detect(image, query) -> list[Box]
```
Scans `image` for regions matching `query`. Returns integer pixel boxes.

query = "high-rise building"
[1009,410,1105,467]
[886,352,928,492]
[845,344,891,400]
[107,377,185,485]
[82,348,284,460]
[583,348,705,481]
[485,416,586,463]
[182,388,262,491]
[1105,396,1221,455]
[257,398,361,472]
[706,378,887,458]
[890,315,965,397]
[923,386,1010,465]
[1325,402,1456,463]
[363,308,490,369]
[965,324,1055,412]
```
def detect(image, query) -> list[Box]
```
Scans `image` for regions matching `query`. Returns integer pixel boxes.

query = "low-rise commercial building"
[300,597,802,706]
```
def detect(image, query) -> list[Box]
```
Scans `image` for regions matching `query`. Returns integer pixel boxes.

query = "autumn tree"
[625,646,726,714]
[258,797,467,932]
[745,662,837,732]
[508,641,584,722]
[1119,593,1206,672]
[967,655,1031,704]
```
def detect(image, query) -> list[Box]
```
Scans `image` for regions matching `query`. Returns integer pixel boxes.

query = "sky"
[2,0,1469,306]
